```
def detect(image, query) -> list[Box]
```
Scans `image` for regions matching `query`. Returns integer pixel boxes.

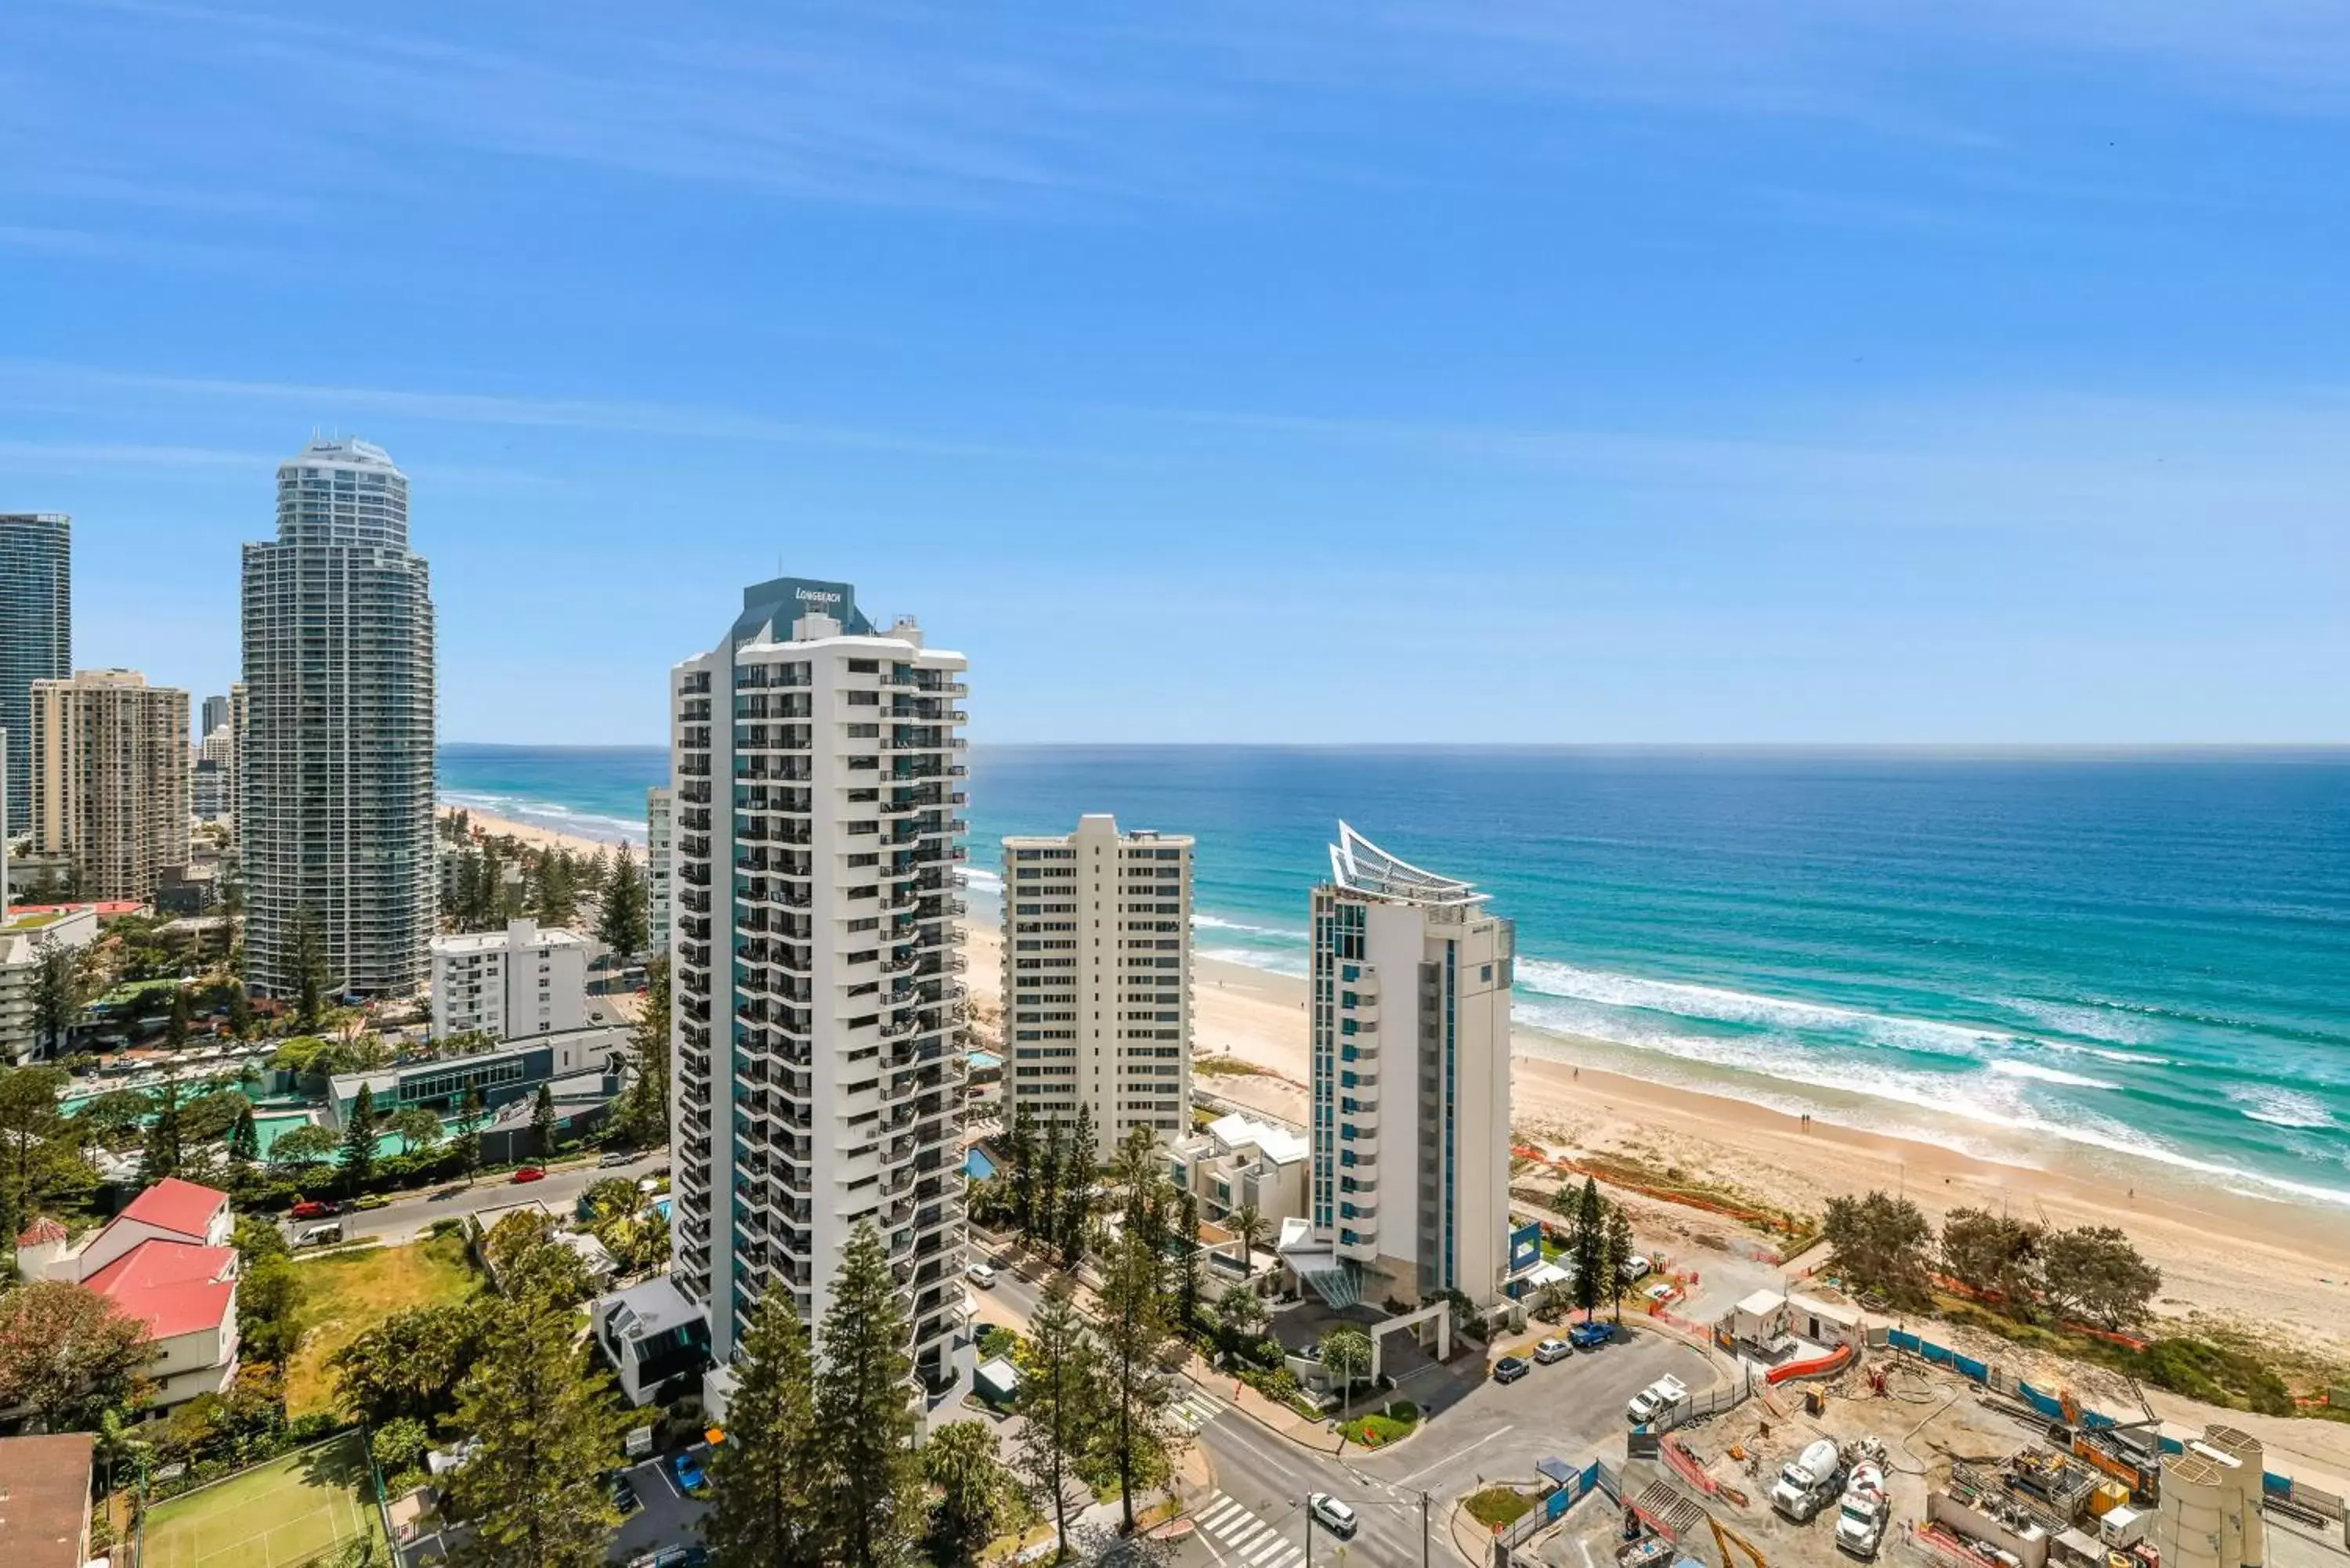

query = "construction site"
[1495,1301,2350,1568]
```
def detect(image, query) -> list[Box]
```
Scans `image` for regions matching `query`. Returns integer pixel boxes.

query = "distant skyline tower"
[201,693,230,738]
[31,669,190,904]
[240,437,436,999]
[0,514,72,836]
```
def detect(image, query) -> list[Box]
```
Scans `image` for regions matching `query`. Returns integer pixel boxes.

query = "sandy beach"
[964,917,2350,1370]
[443,804,640,856]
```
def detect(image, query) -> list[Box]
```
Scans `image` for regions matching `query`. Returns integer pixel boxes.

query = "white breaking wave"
[1998,996,2158,1048]
[963,866,1004,893]
[1198,946,1311,977]
[1191,912,1310,943]
[2228,1085,2336,1130]
[1987,1060,2122,1091]
[1510,956,2010,1056]
[441,791,647,844]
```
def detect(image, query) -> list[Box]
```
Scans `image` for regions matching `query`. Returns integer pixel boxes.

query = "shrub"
[1465,1487,1535,1528]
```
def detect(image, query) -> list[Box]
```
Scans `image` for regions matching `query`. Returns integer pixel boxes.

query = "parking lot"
[606,1447,709,1566]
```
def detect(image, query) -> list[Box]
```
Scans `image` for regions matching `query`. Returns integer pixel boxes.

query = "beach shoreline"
[441,802,640,855]
[964,918,2350,1364]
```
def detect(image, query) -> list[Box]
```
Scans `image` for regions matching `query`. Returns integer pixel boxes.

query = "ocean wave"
[1509,1007,2350,1209]
[441,790,647,844]
[2227,1085,2336,1130]
[1997,996,2157,1048]
[964,867,1004,892]
[1987,1060,2122,1091]
[1198,946,1312,978]
[1511,956,2009,1055]
[1192,912,1310,943]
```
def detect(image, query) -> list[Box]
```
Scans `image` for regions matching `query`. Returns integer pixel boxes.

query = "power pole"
[1422,1490,1433,1568]
[1305,1503,1317,1567]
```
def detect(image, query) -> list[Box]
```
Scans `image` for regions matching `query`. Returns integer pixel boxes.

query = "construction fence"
[1495,1458,1622,1551]
[1878,1329,2346,1524]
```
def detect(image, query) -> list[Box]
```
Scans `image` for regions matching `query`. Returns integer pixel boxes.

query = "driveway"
[609,1450,708,1564]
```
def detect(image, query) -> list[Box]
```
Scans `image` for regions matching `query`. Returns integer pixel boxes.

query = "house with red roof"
[15,1176,240,1411]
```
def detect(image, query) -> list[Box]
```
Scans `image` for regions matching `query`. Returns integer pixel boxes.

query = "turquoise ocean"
[439,743,2350,1210]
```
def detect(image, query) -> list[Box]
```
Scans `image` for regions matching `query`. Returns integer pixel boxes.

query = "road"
[321,1151,670,1245]
[971,1241,1719,1568]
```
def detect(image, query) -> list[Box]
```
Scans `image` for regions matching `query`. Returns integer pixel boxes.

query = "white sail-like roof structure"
[1326,821,1486,905]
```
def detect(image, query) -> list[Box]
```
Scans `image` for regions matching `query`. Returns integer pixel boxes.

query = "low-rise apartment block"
[430,916,589,1039]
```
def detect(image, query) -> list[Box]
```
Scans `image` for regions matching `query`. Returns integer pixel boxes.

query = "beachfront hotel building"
[28,669,191,904]
[646,785,674,960]
[240,437,436,999]
[1282,823,1515,1310]
[0,515,72,837]
[1000,814,1192,1162]
[667,575,971,1391]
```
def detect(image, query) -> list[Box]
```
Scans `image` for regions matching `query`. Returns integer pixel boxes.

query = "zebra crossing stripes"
[1168,1388,1225,1433]
[1194,1493,1305,1568]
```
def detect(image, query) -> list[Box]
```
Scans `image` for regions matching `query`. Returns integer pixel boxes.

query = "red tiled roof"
[118,1176,229,1239]
[7,899,144,917]
[16,1216,68,1246]
[84,1241,237,1341]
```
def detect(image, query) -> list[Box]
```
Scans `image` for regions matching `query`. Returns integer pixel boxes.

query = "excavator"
[1711,1513,1770,1568]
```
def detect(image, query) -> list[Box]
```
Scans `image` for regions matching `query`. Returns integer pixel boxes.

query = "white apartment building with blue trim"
[1297,823,1513,1309]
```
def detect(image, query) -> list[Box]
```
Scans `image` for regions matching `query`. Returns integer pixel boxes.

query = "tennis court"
[141,1433,385,1568]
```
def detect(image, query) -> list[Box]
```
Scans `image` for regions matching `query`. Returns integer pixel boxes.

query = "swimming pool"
[964,1147,997,1180]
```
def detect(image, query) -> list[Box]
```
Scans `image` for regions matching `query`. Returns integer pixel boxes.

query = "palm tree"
[1228,1203,1265,1271]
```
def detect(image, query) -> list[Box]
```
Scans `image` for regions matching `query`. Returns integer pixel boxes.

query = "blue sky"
[5,1,2348,745]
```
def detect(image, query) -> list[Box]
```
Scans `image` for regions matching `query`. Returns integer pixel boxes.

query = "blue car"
[673,1450,710,1497]
[1569,1321,1617,1349]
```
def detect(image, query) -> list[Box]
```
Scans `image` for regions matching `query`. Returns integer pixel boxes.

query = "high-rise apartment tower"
[1298,823,1514,1308]
[646,786,674,961]
[0,515,72,836]
[668,576,969,1385]
[29,670,190,903]
[240,437,436,999]
[1000,814,1192,1162]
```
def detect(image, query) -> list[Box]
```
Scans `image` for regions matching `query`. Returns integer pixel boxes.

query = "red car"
[511,1167,547,1183]
[289,1199,342,1219]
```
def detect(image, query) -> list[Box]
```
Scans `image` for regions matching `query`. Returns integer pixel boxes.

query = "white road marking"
[1395,1422,1516,1486]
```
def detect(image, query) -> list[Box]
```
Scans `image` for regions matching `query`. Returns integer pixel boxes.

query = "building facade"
[201,693,230,737]
[240,437,436,999]
[29,669,190,903]
[669,576,969,1385]
[1000,813,1192,1162]
[646,785,673,960]
[0,905,101,1064]
[430,916,590,1039]
[0,515,72,837]
[1299,823,1514,1308]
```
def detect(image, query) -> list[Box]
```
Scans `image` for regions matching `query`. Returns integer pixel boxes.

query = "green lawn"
[284,1231,483,1417]
[141,1434,384,1568]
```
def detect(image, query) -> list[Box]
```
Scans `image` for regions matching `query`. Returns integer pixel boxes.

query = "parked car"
[1568,1321,1617,1349]
[609,1472,641,1516]
[1308,1494,1358,1538]
[598,1150,638,1168]
[512,1166,547,1183]
[965,1262,996,1288]
[1532,1337,1572,1364]
[295,1223,343,1248]
[1619,1254,1653,1283]
[673,1450,709,1497]
[352,1193,390,1210]
[627,1549,709,1568]
[1492,1355,1531,1385]
[1625,1374,1689,1424]
[288,1199,342,1220]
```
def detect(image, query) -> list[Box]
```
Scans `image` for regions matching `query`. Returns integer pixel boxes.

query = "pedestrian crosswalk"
[1193,1493,1306,1568]
[1168,1388,1225,1433]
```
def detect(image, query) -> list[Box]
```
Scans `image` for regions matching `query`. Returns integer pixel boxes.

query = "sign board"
[624,1424,655,1458]
[1508,1219,1544,1276]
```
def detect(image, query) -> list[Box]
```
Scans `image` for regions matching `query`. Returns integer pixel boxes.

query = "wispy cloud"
[0,439,273,471]
[0,361,1110,464]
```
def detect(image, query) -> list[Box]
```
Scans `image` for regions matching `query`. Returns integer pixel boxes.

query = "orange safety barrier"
[1765,1342,1853,1386]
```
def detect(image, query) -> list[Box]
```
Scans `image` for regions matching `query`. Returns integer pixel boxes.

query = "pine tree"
[140,1078,184,1183]
[342,1084,378,1194]
[616,956,671,1146]
[1014,1275,1101,1563]
[531,1082,556,1159]
[1036,1117,1065,1252]
[446,1295,624,1568]
[1174,1186,1204,1335]
[812,1223,923,1568]
[286,904,329,1031]
[1604,1203,1636,1324]
[228,1104,260,1167]
[30,936,89,1057]
[703,1288,825,1568]
[596,846,648,963]
[1007,1104,1039,1239]
[1570,1176,1606,1320]
[226,984,255,1041]
[166,985,192,1049]
[1097,1216,1180,1534]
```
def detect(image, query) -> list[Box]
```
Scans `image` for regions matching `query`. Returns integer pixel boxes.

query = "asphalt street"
[315,1151,670,1245]
[968,1239,1719,1568]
